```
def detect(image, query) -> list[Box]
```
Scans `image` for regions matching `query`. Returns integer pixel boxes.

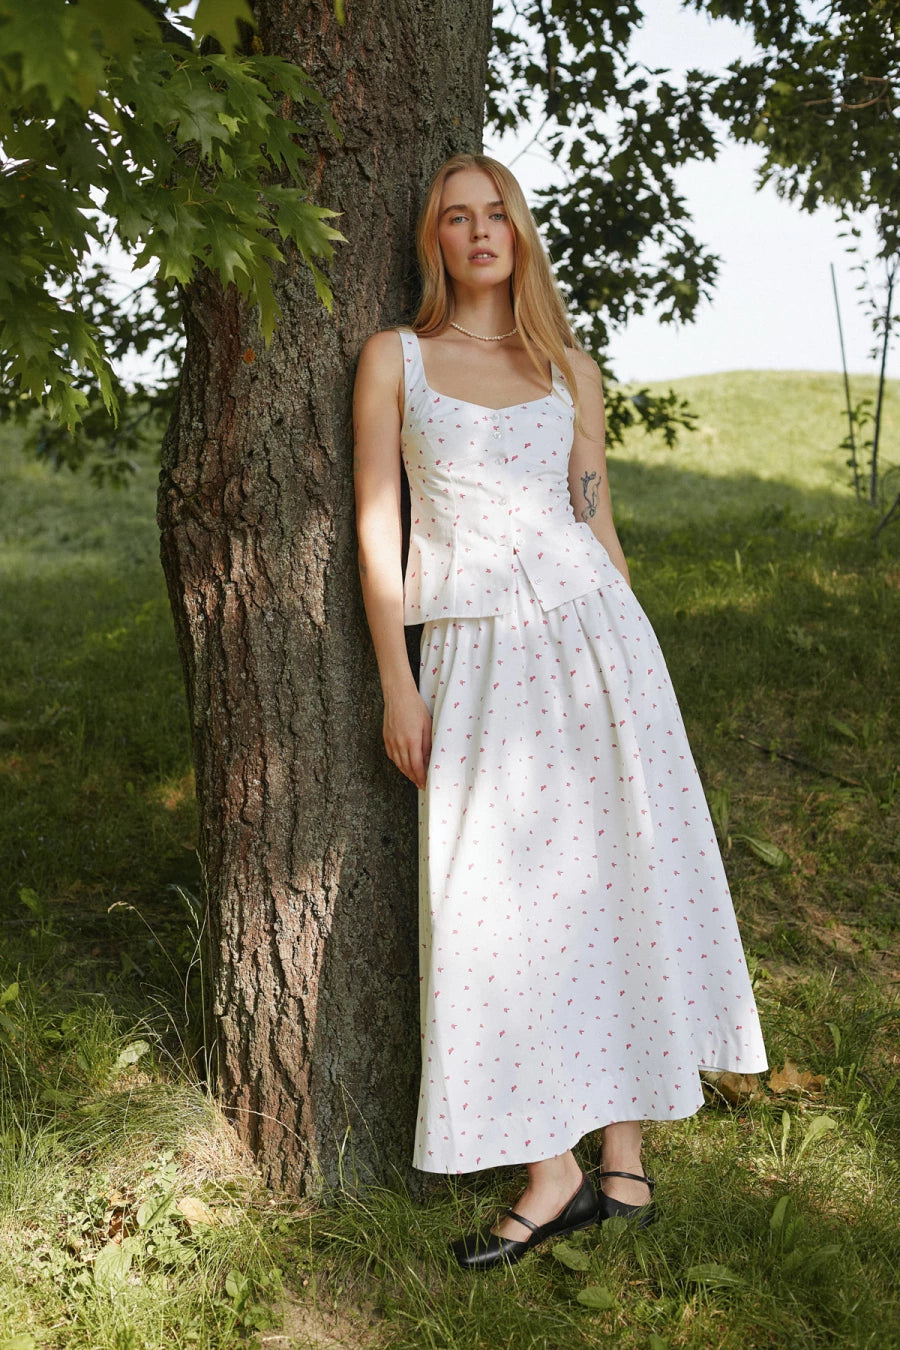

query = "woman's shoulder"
[566,346,602,380]
[360,327,407,357]
[561,345,604,397]
[357,328,406,383]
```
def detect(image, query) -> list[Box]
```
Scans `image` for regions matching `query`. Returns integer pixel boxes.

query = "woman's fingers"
[384,700,432,790]
[415,717,433,790]
[387,736,426,789]
[407,739,427,791]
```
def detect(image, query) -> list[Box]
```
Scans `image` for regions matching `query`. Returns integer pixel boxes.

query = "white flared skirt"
[413,556,767,1174]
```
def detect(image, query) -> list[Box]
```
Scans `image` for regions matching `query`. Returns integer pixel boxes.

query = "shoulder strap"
[550,358,575,409]
[397,327,425,403]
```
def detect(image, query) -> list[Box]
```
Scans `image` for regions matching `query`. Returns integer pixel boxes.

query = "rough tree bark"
[157,0,493,1194]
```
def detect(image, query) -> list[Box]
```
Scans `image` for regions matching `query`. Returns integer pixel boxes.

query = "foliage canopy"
[0,0,341,475]
[703,0,899,253]
[0,0,896,475]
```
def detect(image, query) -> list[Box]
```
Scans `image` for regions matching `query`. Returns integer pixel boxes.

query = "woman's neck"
[449,285,515,338]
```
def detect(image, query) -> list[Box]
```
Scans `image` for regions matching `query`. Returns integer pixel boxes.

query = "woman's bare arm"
[353,330,432,789]
[566,349,631,588]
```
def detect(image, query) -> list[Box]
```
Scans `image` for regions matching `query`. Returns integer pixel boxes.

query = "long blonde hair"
[413,153,581,411]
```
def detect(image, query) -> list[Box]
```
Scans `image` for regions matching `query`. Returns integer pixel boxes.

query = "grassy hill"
[610,369,900,525]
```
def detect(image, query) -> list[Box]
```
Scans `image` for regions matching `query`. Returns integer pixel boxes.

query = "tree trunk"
[157,0,492,1194]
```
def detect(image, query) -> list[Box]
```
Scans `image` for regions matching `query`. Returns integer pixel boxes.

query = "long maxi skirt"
[412,554,767,1174]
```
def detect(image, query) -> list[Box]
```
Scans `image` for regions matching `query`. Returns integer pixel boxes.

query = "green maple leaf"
[172,78,230,159]
[192,0,255,50]
[204,215,255,285]
[0,5,76,108]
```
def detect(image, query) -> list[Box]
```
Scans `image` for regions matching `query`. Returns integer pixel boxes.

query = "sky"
[486,0,897,385]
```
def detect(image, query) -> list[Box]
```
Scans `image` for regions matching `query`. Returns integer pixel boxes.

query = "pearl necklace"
[449,321,518,342]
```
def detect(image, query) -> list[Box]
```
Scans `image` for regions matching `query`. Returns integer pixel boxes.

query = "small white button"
[492,428,501,440]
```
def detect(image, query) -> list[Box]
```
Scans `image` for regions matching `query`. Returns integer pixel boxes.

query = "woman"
[353,154,767,1271]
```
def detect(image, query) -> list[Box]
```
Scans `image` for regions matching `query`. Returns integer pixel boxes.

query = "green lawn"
[610,369,900,523]
[1,372,898,1349]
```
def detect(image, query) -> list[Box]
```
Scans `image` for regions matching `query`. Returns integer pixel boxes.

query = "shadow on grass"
[607,455,858,529]
[2,456,897,1007]
[0,551,201,1025]
[300,1100,900,1350]
[2,443,899,1349]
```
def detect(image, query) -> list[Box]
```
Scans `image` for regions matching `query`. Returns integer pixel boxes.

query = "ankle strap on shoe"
[502,1207,539,1233]
[597,1170,655,1191]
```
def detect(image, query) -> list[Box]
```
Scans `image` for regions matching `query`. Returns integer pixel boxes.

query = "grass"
[609,369,900,524]
[0,982,288,1348]
[1,371,899,1349]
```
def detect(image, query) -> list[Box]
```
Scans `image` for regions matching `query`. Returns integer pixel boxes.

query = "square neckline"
[406,328,561,416]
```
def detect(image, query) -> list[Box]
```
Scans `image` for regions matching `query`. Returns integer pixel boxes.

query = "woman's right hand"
[383,686,433,791]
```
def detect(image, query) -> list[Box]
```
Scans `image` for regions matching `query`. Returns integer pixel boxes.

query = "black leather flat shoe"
[450,1172,600,1271]
[596,1170,656,1227]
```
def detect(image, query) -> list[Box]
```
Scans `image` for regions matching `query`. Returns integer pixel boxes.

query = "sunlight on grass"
[148,772,197,815]
[611,369,900,524]
[1,377,898,1347]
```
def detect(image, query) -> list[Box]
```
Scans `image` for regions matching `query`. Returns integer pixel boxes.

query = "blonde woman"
[353,154,766,1271]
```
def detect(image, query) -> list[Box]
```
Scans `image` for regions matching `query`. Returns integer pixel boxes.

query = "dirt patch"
[265,1290,384,1350]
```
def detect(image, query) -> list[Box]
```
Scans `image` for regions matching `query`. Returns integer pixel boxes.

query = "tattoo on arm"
[580,469,600,520]
[358,558,368,577]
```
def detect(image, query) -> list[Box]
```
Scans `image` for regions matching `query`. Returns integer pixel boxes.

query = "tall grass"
[0,976,290,1349]
[1,373,898,1348]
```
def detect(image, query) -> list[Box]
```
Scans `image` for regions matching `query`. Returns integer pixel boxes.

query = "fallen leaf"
[768,1061,826,1097]
[701,1070,762,1104]
[177,1196,217,1227]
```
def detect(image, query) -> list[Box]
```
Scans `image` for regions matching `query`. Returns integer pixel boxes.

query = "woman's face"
[436,167,515,292]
